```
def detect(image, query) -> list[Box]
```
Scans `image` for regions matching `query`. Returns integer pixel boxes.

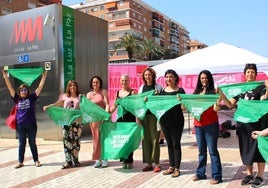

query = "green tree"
[163,49,180,59]
[138,39,165,60]
[115,33,141,62]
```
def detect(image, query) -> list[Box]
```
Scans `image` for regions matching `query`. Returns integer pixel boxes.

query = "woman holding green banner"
[110,74,136,169]
[3,69,47,169]
[219,63,267,187]
[159,69,185,178]
[138,67,162,173]
[191,70,222,185]
[43,80,82,169]
[87,76,110,168]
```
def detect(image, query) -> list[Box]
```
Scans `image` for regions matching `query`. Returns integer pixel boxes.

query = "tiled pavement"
[1,128,268,188]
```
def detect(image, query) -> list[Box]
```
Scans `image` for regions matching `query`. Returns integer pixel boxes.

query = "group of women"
[3,63,268,187]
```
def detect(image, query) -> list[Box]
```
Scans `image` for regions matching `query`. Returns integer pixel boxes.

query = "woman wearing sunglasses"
[2,69,47,169]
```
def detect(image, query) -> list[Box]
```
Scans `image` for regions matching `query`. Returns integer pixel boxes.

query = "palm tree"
[115,33,141,62]
[138,39,165,60]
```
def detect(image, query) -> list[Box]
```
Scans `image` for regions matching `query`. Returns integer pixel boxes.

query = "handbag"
[5,105,17,130]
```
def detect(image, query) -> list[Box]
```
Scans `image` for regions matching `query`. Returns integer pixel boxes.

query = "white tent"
[153,43,268,77]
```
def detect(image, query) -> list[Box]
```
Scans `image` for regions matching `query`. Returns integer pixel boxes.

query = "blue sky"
[62,0,268,58]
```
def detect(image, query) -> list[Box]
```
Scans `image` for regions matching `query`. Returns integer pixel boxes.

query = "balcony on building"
[152,12,163,23]
[105,1,117,10]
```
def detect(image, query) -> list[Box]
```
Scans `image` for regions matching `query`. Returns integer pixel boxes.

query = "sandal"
[61,163,71,169]
[35,161,42,167]
[154,165,161,173]
[75,162,80,167]
[14,162,24,169]
[192,175,207,181]
[171,169,180,178]
[142,165,153,172]
[162,167,175,175]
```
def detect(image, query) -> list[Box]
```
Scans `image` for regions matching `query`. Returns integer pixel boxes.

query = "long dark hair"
[193,70,215,94]
[89,75,103,89]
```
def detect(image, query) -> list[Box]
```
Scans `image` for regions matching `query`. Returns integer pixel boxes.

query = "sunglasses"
[20,89,28,93]
[70,101,74,108]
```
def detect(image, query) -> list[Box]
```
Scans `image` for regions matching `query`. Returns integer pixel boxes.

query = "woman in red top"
[191,70,222,184]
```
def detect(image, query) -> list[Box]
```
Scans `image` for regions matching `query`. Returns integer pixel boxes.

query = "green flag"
[146,95,180,121]
[219,81,263,99]
[80,96,111,123]
[46,106,81,126]
[115,90,155,120]
[7,68,43,86]
[234,99,268,123]
[179,94,219,121]
[257,136,268,163]
[115,105,128,121]
[100,122,143,160]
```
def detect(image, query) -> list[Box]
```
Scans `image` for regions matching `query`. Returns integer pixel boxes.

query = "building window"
[118,0,124,6]
[28,2,36,9]
[117,50,128,56]
[91,7,98,12]
[100,5,104,10]
[109,23,114,28]
[132,12,136,17]
[143,17,147,23]
[107,13,112,19]
[100,15,105,19]
[144,27,147,32]
[2,7,11,15]
[112,10,128,20]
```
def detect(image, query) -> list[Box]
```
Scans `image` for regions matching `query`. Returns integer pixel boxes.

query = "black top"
[159,87,185,125]
[116,89,136,122]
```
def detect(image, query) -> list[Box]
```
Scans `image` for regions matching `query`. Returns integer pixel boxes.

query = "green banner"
[146,95,180,120]
[45,96,111,126]
[257,136,268,164]
[46,106,81,126]
[179,94,219,121]
[7,68,43,86]
[219,81,263,99]
[115,90,155,120]
[101,122,143,160]
[234,99,268,123]
[62,6,75,90]
[80,96,111,123]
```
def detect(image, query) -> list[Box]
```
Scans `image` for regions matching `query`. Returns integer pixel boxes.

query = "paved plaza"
[1,127,268,188]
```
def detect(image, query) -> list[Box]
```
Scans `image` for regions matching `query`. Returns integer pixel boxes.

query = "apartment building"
[70,0,190,63]
[188,40,208,52]
[0,0,61,16]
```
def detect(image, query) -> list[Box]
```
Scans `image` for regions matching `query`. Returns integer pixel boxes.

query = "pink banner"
[156,72,268,94]
[108,64,148,120]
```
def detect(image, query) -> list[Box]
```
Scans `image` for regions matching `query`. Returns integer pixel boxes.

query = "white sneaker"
[102,160,108,168]
[93,160,101,168]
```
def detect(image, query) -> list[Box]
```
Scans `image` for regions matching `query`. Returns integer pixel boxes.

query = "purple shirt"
[13,92,38,126]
